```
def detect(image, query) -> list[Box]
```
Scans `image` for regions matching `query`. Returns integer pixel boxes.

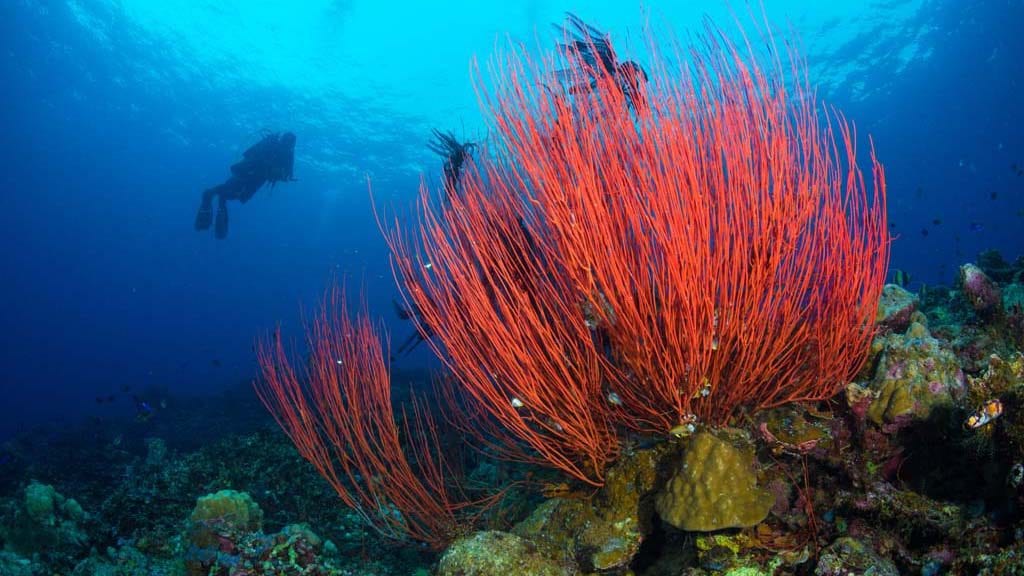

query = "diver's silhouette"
[392,298,433,360]
[427,129,476,205]
[195,131,297,239]
[555,13,648,112]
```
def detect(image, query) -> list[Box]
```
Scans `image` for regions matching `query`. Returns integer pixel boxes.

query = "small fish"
[920,228,929,237]
[932,218,942,226]
[669,422,697,438]
[1011,463,1024,489]
[969,222,985,232]
[133,396,154,422]
[511,397,525,409]
[915,186,925,198]
[210,358,222,368]
[965,399,1003,429]
[990,191,998,200]
[892,269,911,288]
[606,391,623,406]
[427,128,477,199]
[692,378,712,399]
[669,414,698,438]
[94,394,116,404]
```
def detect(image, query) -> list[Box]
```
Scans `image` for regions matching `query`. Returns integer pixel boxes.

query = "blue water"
[0,0,1021,439]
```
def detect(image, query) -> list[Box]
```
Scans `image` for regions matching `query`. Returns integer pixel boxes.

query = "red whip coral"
[387,15,889,484]
[254,287,482,548]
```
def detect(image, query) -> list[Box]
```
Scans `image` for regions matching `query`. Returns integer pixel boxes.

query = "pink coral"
[959,263,1002,315]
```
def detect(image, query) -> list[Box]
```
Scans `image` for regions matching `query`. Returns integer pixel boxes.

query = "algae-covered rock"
[187,489,263,549]
[959,263,1002,316]
[69,544,184,576]
[513,446,663,572]
[876,283,918,333]
[24,481,58,525]
[0,551,35,576]
[0,481,90,559]
[815,536,898,576]
[437,531,573,576]
[952,538,1024,575]
[865,322,965,426]
[834,482,965,540]
[1004,283,1024,311]
[758,406,833,456]
[655,430,773,532]
[694,533,775,573]
[966,353,1024,401]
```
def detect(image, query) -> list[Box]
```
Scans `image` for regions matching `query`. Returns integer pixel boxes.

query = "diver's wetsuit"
[195,131,296,239]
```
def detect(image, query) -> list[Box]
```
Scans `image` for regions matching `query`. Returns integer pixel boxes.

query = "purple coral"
[958,263,1002,316]
[885,360,906,380]
[876,284,918,333]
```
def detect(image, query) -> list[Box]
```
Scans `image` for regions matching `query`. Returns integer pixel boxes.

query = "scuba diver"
[195,131,297,239]
[427,128,477,205]
[554,13,648,112]
[391,298,434,360]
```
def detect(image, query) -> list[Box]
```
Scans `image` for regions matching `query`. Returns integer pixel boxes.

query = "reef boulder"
[0,481,89,562]
[654,429,773,532]
[187,489,264,550]
[959,263,1002,317]
[815,536,898,576]
[876,283,918,333]
[437,531,573,576]
[865,322,965,427]
[512,446,662,572]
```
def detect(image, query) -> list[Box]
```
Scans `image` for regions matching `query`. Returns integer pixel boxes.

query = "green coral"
[0,481,89,562]
[24,481,58,525]
[654,430,774,531]
[187,489,263,549]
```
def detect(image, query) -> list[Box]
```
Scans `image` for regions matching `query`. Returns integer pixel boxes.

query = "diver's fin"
[395,332,426,358]
[195,191,214,231]
[214,202,228,239]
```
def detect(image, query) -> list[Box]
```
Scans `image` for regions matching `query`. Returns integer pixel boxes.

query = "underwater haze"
[2,0,1022,441]
[0,0,1020,475]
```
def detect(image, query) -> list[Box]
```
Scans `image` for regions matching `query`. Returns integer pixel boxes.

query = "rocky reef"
[2,255,1024,575]
[430,253,1024,575]
[0,385,436,575]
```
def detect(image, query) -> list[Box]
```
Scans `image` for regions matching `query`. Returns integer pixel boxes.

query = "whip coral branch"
[254,286,488,548]
[383,12,888,483]
[381,180,619,487]
[468,16,889,434]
